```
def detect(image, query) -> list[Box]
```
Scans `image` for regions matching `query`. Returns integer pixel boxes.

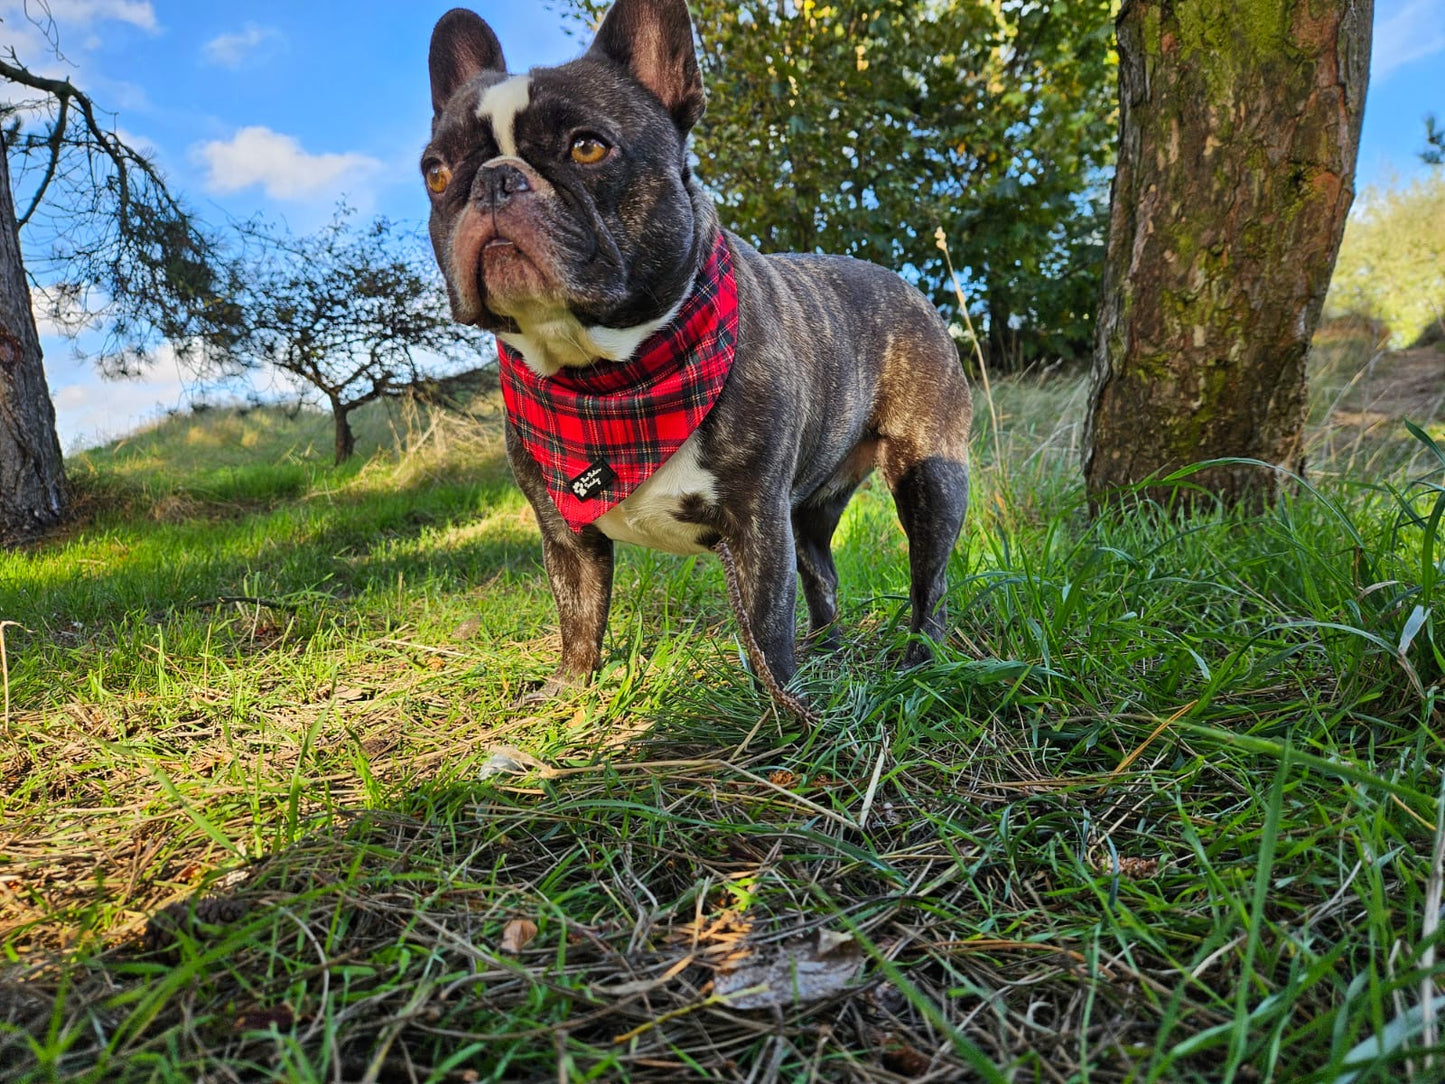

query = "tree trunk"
[332,402,356,464]
[0,130,68,544]
[1083,0,1372,510]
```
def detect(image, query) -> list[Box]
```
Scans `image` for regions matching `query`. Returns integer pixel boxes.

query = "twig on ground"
[0,621,21,732]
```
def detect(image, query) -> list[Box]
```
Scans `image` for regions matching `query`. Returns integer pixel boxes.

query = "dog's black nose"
[476,162,532,209]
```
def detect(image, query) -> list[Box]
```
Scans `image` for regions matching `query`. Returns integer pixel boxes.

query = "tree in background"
[558,0,1117,372]
[1084,0,1372,511]
[1423,115,1443,166]
[1326,173,1445,348]
[229,209,485,464]
[0,43,235,545]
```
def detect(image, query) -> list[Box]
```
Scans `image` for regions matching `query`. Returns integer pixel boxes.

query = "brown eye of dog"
[570,137,609,165]
[425,164,451,194]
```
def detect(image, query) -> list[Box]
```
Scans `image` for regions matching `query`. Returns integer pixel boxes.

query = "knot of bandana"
[497,235,739,532]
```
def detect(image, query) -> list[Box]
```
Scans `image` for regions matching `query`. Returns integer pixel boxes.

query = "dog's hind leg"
[878,444,969,666]
[792,490,853,650]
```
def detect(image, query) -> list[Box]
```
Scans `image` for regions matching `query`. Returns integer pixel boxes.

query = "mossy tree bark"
[0,131,67,545]
[1084,0,1372,509]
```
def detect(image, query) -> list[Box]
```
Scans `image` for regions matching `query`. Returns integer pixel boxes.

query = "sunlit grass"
[1,331,1442,1082]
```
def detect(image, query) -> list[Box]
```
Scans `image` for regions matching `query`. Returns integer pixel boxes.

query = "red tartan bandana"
[497,235,738,532]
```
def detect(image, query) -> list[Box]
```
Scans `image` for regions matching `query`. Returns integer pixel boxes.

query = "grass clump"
[1,328,1443,1082]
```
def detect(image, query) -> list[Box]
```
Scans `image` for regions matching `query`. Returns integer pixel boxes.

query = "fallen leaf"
[1092,854,1161,879]
[879,1033,932,1077]
[451,617,484,641]
[234,1005,294,1032]
[500,918,539,954]
[713,930,863,1009]
[478,746,550,779]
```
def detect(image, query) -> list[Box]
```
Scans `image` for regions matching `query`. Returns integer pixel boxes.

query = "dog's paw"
[512,671,586,708]
[900,640,935,670]
[804,626,843,655]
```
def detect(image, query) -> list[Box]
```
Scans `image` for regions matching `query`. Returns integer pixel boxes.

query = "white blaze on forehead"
[476,75,532,159]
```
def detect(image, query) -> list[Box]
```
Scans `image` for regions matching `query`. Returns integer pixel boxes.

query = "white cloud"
[1373,0,1445,79]
[202,23,283,69]
[0,0,156,99]
[46,342,273,452]
[192,126,383,201]
[46,0,156,31]
[30,285,89,339]
[48,342,189,452]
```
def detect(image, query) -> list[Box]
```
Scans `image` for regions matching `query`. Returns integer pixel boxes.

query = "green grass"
[2,332,1443,1082]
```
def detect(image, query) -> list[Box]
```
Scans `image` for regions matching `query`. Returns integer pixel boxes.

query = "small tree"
[1424,114,1443,166]
[1326,174,1445,347]
[234,210,485,464]
[1,41,235,544]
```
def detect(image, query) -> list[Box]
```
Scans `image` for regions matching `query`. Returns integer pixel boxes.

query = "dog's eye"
[570,136,610,165]
[425,163,451,195]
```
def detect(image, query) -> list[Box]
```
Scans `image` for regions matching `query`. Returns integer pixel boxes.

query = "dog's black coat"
[422,0,972,691]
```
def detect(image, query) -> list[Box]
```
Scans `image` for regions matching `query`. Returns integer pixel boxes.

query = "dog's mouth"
[474,226,554,316]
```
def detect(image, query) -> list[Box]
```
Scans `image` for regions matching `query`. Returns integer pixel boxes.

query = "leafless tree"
[233,208,486,464]
[1,7,237,542]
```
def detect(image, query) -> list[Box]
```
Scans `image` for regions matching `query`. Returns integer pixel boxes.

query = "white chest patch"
[476,75,531,158]
[498,294,688,377]
[587,297,685,363]
[593,437,717,556]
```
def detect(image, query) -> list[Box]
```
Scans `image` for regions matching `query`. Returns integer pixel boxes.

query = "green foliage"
[1423,113,1443,166]
[1326,172,1445,348]
[555,0,1118,371]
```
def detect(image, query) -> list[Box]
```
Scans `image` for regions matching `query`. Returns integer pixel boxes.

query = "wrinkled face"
[421,59,700,340]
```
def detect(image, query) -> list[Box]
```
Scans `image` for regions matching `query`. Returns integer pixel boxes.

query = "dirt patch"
[1331,346,1445,426]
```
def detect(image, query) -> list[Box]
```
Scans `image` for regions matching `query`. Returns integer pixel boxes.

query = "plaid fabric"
[497,234,739,531]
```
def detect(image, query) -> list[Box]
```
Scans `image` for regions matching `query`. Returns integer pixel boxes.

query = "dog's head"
[422,0,712,374]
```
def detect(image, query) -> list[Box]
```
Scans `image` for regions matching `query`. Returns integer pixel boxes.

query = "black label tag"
[568,459,617,501]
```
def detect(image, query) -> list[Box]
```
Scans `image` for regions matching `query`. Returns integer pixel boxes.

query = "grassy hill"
[2,330,1444,1082]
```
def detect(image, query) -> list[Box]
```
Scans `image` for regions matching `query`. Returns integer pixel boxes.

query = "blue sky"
[1,0,1441,451]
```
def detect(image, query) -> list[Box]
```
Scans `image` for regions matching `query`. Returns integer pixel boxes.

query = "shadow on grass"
[0,720,1163,1084]
[3,447,532,640]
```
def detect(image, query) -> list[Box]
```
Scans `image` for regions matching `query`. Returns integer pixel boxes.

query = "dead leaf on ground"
[327,686,372,703]
[878,1031,933,1077]
[713,930,862,1010]
[234,1005,295,1032]
[478,746,551,779]
[451,617,484,641]
[1092,854,1161,879]
[499,918,538,954]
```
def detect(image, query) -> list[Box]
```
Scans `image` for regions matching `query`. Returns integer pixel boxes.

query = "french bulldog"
[422,0,972,697]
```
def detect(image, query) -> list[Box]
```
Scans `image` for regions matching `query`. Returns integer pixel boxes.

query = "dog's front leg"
[537,521,615,692]
[724,508,799,685]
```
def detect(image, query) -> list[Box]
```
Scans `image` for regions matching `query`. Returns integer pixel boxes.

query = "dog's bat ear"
[587,0,705,133]
[429,8,507,117]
